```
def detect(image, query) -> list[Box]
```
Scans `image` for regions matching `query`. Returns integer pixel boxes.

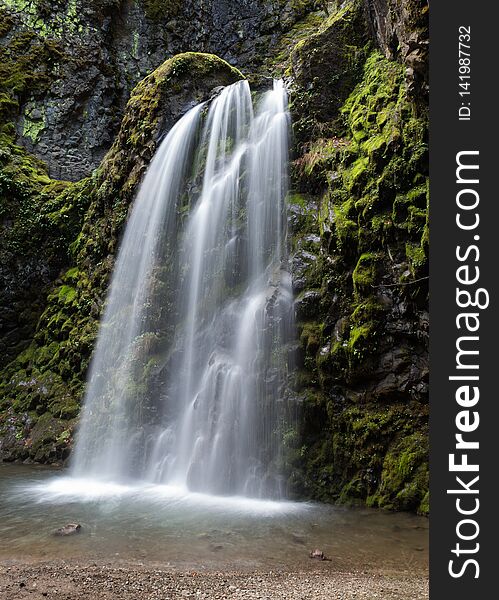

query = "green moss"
[300,322,323,355]
[22,112,45,143]
[56,428,71,443]
[289,0,370,143]
[347,322,371,357]
[132,30,139,59]
[0,20,65,131]
[313,50,428,262]
[369,433,429,512]
[55,285,77,305]
[0,130,89,372]
[0,0,90,39]
[419,490,429,516]
[344,299,383,362]
[289,37,428,509]
[405,242,427,274]
[64,266,80,281]
[331,195,357,252]
[352,252,379,294]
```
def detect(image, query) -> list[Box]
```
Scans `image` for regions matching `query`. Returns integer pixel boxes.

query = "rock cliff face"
[1,0,318,181]
[363,0,428,99]
[0,0,429,513]
[277,1,429,514]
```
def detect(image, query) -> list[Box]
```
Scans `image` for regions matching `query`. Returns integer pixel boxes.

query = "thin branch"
[371,276,429,289]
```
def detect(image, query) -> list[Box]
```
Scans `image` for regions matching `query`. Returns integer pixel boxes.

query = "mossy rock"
[368,432,429,513]
[352,253,380,295]
[289,0,371,142]
[100,52,244,198]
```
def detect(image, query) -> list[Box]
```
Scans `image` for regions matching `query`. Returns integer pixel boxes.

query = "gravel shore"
[0,561,428,600]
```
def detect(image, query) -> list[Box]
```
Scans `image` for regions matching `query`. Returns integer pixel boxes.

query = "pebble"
[0,560,429,600]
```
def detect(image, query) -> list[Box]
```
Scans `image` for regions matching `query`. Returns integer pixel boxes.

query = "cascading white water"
[72,79,294,499]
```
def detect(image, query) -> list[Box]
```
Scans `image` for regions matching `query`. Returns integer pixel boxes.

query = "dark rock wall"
[0,0,429,513]
[2,0,318,181]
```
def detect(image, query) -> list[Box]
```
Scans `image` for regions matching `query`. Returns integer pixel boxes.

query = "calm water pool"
[0,464,428,572]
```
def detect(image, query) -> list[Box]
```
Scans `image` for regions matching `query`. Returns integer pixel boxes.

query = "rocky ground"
[0,561,428,600]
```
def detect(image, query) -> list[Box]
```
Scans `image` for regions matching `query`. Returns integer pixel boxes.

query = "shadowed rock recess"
[0,0,429,513]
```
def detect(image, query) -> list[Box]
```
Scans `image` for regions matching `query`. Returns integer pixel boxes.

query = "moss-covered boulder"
[0,52,243,463]
[99,52,243,199]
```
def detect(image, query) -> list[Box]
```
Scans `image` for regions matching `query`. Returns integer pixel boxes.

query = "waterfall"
[71,80,294,499]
